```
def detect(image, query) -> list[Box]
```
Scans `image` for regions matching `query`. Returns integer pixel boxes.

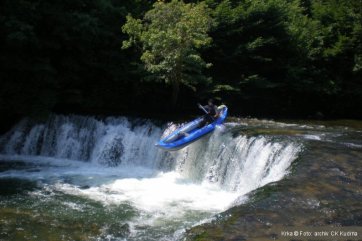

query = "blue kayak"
[156,105,228,151]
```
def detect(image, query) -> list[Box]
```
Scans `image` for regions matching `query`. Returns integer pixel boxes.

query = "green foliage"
[122,0,213,106]
[0,0,151,126]
[202,0,362,117]
[205,0,300,111]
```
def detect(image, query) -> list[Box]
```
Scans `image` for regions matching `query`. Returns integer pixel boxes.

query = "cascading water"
[0,116,170,168]
[0,115,301,240]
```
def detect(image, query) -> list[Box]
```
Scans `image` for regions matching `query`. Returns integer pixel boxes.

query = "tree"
[122,0,213,107]
[204,0,305,115]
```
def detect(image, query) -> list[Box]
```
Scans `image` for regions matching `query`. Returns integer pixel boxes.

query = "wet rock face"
[99,223,130,240]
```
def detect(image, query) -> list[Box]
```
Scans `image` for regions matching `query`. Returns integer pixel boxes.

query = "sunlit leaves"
[122,0,213,104]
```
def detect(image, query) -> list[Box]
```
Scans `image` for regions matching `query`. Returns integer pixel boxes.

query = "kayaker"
[198,99,219,126]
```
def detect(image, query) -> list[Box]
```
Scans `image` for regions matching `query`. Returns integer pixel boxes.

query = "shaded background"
[1,0,361,133]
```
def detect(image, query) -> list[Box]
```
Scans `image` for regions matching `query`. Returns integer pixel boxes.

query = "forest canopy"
[0,0,361,130]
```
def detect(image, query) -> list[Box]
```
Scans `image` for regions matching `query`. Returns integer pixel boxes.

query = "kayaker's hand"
[197,103,202,109]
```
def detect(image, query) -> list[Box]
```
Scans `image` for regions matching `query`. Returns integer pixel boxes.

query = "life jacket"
[204,104,217,116]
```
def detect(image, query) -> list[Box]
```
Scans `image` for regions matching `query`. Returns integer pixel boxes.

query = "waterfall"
[0,115,301,192]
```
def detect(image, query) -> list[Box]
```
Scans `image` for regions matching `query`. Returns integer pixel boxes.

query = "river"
[0,115,361,240]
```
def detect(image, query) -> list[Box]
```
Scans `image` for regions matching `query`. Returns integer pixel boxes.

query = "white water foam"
[52,171,238,213]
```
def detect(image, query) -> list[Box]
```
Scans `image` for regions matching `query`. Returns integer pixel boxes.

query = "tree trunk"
[171,60,182,109]
[171,80,180,109]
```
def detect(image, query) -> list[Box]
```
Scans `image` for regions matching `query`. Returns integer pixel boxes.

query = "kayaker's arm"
[213,106,220,118]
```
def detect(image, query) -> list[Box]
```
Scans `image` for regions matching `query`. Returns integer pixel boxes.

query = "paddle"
[197,103,215,121]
